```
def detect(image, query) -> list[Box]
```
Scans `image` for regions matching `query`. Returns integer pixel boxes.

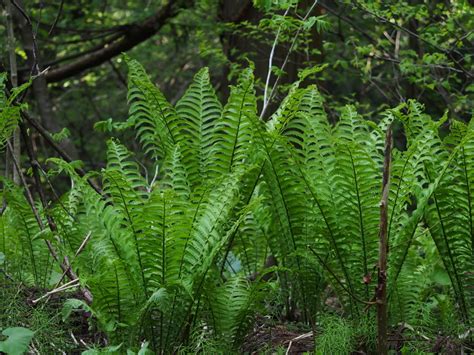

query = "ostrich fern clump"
[1,59,472,352]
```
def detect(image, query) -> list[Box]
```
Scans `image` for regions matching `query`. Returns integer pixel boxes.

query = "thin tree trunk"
[11,0,79,159]
[377,126,392,355]
[6,0,21,184]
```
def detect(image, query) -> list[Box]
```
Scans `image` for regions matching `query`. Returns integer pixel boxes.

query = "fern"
[125,57,178,160]
[46,142,262,352]
[175,67,222,186]
[424,125,474,321]
[0,181,54,287]
[3,62,473,352]
[206,68,258,179]
[0,73,29,151]
[209,277,265,346]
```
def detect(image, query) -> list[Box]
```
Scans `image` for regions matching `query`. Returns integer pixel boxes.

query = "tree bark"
[6,0,21,184]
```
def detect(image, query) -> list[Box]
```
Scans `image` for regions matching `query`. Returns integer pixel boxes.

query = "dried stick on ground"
[377,125,392,355]
[43,231,92,305]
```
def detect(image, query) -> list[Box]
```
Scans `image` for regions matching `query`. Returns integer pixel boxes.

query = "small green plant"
[0,327,34,355]
[315,315,355,354]
[0,281,98,353]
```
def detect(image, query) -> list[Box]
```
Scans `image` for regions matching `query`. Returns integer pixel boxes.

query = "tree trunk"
[12,0,79,159]
[6,0,21,184]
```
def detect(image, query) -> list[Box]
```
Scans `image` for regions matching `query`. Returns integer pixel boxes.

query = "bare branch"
[43,1,194,83]
[261,0,320,119]
[48,0,65,35]
[262,6,291,115]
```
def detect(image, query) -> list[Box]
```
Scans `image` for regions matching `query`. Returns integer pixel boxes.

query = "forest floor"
[1,280,471,354]
[0,281,104,354]
[241,316,314,354]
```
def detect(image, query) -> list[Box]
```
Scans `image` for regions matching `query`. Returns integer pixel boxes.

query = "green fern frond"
[175,67,222,186]
[125,57,178,160]
[1,182,53,287]
[0,74,23,152]
[424,127,474,321]
[162,145,191,200]
[206,68,257,178]
[210,277,265,347]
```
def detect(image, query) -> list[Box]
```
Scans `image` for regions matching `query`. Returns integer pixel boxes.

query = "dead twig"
[32,278,80,304]
[43,231,92,305]
[285,331,313,355]
[48,0,65,35]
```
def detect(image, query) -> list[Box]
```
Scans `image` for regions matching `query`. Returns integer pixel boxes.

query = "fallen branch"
[285,331,313,355]
[32,278,80,304]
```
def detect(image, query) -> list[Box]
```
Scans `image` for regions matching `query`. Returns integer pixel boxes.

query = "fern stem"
[114,265,122,327]
[461,148,474,257]
[220,164,262,278]
[228,82,251,171]
[164,185,211,351]
[387,149,412,243]
[348,149,369,300]
[108,173,149,297]
[307,246,370,306]
[286,145,358,310]
[426,167,469,321]
[376,125,392,355]
[160,196,166,353]
[21,214,39,286]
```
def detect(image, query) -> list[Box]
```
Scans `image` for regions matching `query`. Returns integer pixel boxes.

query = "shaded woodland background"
[1,0,472,172]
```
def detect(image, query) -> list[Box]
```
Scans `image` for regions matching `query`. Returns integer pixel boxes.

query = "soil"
[241,317,314,354]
